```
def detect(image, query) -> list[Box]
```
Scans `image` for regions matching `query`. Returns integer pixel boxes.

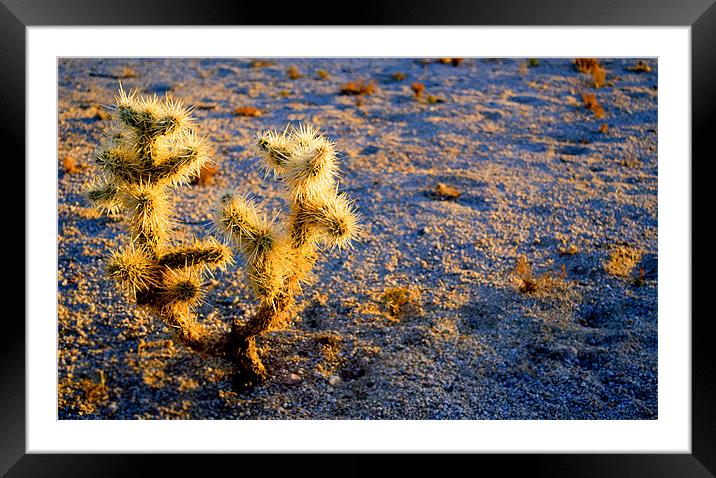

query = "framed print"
[7,0,716,476]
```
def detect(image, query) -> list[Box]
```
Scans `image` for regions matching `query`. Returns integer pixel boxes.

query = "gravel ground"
[57,57,658,419]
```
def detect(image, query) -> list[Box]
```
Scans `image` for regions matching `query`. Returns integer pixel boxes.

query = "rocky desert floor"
[57,57,658,419]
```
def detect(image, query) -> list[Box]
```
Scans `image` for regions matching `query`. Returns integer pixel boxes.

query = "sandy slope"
[57,57,658,419]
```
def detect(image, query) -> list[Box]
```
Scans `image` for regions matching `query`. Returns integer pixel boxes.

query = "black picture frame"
[6,0,715,476]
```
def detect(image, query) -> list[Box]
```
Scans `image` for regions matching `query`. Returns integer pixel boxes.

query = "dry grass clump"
[429,182,461,200]
[381,287,421,320]
[409,82,444,103]
[574,58,607,88]
[58,370,109,416]
[287,65,302,80]
[315,331,344,376]
[604,246,642,278]
[438,58,464,66]
[315,69,330,79]
[598,123,609,134]
[62,156,86,174]
[411,82,425,98]
[512,255,567,295]
[234,106,262,117]
[575,58,600,73]
[392,72,406,81]
[582,93,605,118]
[191,163,219,186]
[591,66,607,88]
[79,370,108,404]
[340,79,376,96]
[118,66,137,79]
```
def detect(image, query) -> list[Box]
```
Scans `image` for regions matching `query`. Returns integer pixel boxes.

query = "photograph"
[57,56,658,420]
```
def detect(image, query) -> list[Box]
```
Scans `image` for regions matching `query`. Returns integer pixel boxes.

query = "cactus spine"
[88,86,233,352]
[215,124,360,387]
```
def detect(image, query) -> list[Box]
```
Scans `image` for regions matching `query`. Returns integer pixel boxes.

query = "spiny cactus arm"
[122,183,172,252]
[115,86,190,140]
[245,246,291,305]
[149,267,235,357]
[286,202,317,249]
[105,245,161,296]
[213,192,269,248]
[300,190,361,250]
[158,238,233,271]
[283,139,338,201]
[95,147,146,185]
[87,179,121,214]
[257,128,294,177]
[150,132,211,186]
[158,267,204,310]
[213,191,289,303]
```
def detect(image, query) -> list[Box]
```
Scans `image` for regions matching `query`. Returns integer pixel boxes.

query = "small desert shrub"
[381,287,421,320]
[513,255,539,293]
[315,69,330,79]
[511,255,567,295]
[340,79,376,96]
[392,72,406,81]
[233,106,262,117]
[411,82,425,98]
[287,65,302,80]
[604,246,642,278]
[528,58,540,67]
[598,123,609,134]
[427,94,446,104]
[314,331,344,376]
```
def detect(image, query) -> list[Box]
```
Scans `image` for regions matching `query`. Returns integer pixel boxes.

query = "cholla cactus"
[87,86,233,352]
[87,88,359,389]
[215,124,361,387]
